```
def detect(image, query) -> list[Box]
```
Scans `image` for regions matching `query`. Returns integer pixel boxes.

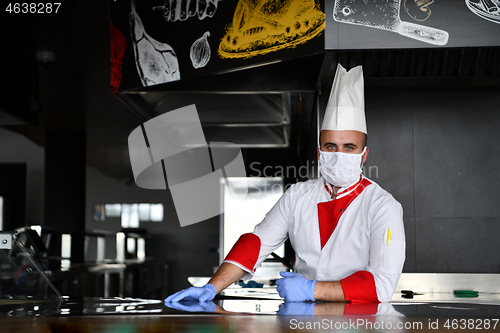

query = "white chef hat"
[321,64,366,134]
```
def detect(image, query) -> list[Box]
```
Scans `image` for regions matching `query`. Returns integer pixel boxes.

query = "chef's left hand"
[164,299,216,313]
[275,271,317,302]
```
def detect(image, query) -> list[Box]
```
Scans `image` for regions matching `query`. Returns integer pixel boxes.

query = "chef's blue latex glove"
[277,302,315,316]
[164,283,216,303]
[275,271,317,302]
[165,299,216,313]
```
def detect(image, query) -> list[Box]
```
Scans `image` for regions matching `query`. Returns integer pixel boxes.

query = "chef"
[165,64,406,305]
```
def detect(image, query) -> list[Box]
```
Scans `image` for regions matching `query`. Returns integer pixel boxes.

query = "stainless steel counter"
[2,292,500,333]
[3,272,500,332]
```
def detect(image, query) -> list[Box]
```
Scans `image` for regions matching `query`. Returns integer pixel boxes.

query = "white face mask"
[318,146,366,188]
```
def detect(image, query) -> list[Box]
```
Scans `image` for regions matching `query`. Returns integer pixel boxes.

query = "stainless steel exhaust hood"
[116,54,325,148]
[118,91,292,148]
[150,92,291,148]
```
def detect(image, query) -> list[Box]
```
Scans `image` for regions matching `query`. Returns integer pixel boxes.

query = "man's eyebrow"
[323,142,358,148]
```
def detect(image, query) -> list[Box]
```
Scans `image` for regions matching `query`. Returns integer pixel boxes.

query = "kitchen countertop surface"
[2,290,500,332]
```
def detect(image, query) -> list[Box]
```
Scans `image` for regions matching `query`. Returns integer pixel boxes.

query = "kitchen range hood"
[115,53,326,148]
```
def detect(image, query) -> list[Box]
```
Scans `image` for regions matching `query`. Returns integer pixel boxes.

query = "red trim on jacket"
[323,176,363,197]
[224,233,261,272]
[317,178,372,249]
[340,270,380,303]
[324,182,332,196]
[337,176,363,195]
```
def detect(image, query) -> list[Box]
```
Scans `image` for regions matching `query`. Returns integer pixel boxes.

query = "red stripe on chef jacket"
[318,178,379,303]
[341,270,380,303]
[317,177,371,249]
[223,233,261,272]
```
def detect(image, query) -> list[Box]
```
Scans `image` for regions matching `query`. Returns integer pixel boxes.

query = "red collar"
[323,176,363,198]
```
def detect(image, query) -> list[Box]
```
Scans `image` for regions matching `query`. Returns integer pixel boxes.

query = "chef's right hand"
[276,271,316,302]
[164,283,216,303]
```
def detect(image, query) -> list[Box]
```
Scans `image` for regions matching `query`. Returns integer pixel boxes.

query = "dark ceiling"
[2,0,499,181]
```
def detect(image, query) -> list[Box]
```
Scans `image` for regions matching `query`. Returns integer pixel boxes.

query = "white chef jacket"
[224,176,406,303]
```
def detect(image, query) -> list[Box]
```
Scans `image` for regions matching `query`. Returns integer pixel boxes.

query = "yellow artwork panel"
[218,0,325,59]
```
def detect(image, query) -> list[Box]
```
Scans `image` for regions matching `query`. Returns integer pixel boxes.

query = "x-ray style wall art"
[218,0,325,59]
[465,0,500,24]
[153,0,220,21]
[110,21,127,93]
[404,0,434,21]
[190,31,211,69]
[130,0,181,86]
[112,0,325,90]
[333,0,449,45]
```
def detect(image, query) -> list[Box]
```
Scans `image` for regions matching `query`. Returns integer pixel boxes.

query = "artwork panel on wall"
[111,0,326,92]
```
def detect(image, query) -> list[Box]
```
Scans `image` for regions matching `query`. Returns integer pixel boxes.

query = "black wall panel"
[403,217,416,272]
[413,91,500,218]
[364,90,415,218]
[415,217,500,273]
[362,87,500,273]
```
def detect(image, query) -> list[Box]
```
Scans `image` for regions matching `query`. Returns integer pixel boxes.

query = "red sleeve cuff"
[224,233,261,272]
[340,271,379,303]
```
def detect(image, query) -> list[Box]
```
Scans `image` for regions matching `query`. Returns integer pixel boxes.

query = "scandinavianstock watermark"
[249,161,379,183]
